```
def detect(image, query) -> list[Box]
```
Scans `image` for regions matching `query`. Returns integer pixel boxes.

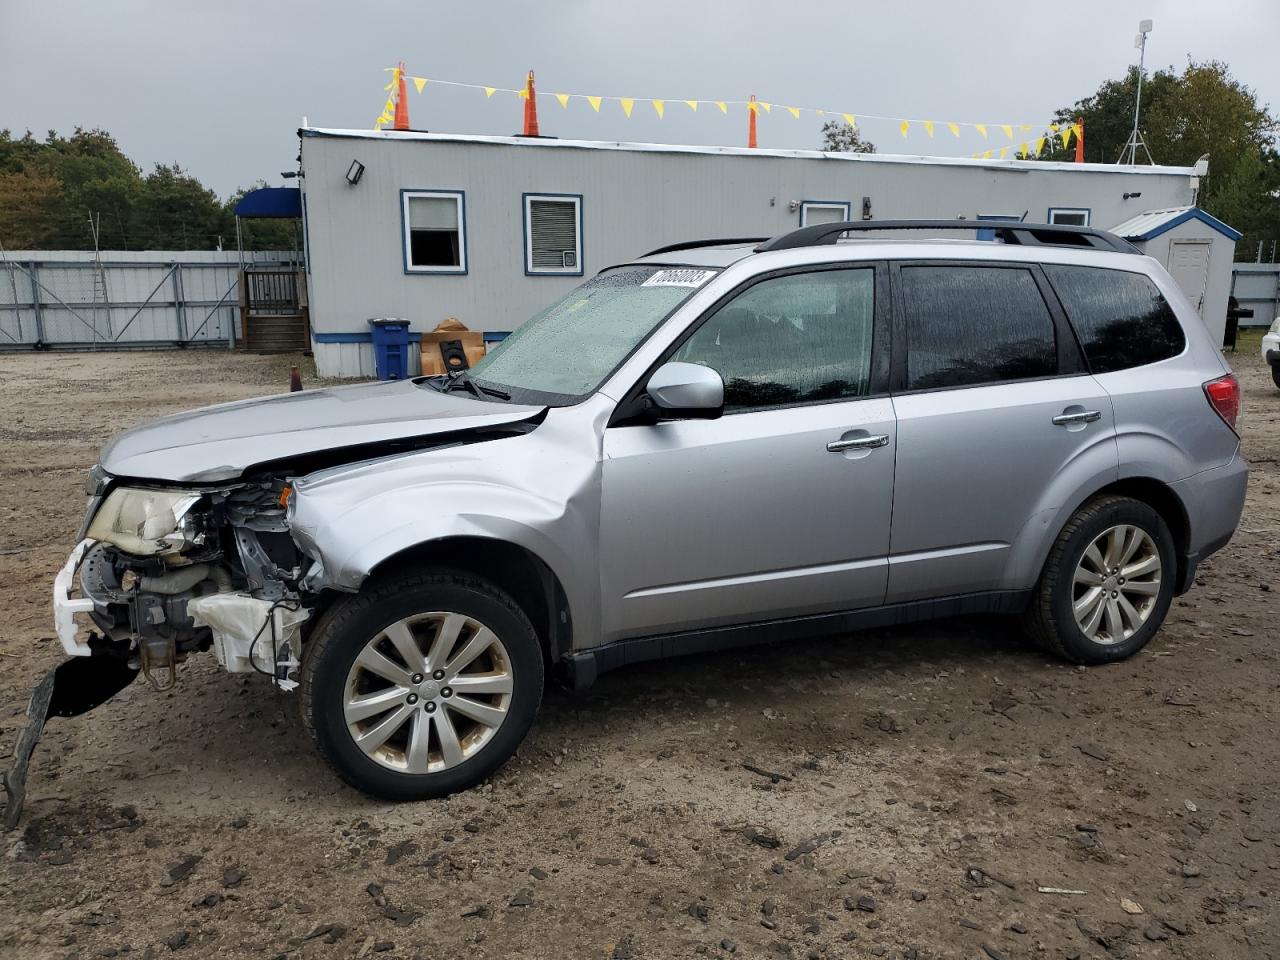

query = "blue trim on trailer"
[522,192,585,276]
[400,189,468,275]
[315,331,508,344]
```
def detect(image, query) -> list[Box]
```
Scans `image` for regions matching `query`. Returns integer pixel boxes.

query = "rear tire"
[300,569,543,800]
[1271,364,1280,390]
[1024,495,1176,665]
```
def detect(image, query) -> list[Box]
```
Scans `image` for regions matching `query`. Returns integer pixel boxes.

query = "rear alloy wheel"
[302,571,542,799]
[1024,495,1176,664]
[1070,524,1163,645]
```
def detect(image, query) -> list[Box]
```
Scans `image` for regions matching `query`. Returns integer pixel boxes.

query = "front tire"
[1024,495,1176,665]
[301,569,543,800]
[1270,363,1280,390]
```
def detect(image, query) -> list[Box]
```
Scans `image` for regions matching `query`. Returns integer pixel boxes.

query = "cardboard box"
[421,317,485,376]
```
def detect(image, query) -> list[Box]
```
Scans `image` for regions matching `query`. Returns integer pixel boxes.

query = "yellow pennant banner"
[373,68,1071,153]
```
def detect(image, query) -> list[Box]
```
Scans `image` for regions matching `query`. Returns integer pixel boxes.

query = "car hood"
[100,378,546,483]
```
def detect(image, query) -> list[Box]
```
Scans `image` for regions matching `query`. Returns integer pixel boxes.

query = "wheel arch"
[1018,476,1192,594]
[364,536,574,665]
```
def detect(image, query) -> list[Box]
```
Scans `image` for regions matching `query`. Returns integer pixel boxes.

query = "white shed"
[1109,206,1241,347]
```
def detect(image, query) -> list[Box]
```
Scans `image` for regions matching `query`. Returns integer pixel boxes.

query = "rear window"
[900,265,1057,390]
[1043,265,1185,373]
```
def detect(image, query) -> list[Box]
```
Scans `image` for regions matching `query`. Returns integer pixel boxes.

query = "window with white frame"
[800,201,851,227]
[1048,207,1090,227]
[402,191,466,273]
[524,194,583,275]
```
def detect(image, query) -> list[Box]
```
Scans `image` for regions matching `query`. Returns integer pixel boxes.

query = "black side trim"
[1175,527,1235,596]
[564,590,1030,689]
[1175,553,1200,596]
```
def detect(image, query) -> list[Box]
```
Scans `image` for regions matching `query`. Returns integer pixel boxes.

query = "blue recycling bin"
[368,318,411,380]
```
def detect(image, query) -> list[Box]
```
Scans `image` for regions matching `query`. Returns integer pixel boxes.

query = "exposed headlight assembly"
[85,487,205,557]
[84,464,111,497]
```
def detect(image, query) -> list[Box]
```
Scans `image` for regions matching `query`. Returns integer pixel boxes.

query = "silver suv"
[44,220,1248,802]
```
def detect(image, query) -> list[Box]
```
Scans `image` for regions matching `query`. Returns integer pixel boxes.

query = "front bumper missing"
[53,538,96,656]
[2,650,139,831]
[4,539,143,831]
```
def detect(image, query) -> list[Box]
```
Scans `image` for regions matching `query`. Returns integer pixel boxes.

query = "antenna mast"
[1118,19,1155,164]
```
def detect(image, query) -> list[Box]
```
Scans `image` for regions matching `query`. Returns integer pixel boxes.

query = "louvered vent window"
[524,195,582,275]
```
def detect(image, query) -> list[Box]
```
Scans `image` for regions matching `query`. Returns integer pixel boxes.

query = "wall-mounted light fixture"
[861,196,872,220]
[346,160,365,185]
[1122,191,1142,200]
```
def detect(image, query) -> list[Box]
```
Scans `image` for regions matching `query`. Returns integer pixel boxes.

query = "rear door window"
[899,265,1057,390]
[1043,265,1186,373]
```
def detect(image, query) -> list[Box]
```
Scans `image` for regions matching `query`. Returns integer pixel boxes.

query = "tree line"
[0,128,296,252]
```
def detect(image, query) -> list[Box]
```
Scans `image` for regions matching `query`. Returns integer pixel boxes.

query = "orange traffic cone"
[522,70,539,136]
[394,61,411,131]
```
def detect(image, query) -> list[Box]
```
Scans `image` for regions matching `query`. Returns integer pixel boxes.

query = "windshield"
[466,265,718,403]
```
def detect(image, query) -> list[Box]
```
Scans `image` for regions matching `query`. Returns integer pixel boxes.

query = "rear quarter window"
[1044,264,1186,374]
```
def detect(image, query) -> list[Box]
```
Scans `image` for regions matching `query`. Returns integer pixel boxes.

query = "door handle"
[827,434,889,453]
[1052,410,1102,426]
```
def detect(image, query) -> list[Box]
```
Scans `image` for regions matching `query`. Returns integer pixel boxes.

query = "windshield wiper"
[441,370,510,401]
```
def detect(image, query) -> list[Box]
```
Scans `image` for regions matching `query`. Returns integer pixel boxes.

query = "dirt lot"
[0,346,1276,960]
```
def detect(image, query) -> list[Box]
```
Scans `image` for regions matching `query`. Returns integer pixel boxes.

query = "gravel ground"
[0,345,1276,960]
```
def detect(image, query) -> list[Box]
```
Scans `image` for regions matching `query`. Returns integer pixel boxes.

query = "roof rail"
[755,219,1140,254]
[642,237,769,258]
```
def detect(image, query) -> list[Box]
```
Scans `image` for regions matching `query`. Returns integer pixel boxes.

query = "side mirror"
[645,361,724,420]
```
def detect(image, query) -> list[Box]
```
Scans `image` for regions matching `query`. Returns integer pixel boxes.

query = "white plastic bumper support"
[52,538,95,656]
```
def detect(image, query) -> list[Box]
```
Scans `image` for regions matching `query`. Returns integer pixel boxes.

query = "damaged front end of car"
[3,468,313,830]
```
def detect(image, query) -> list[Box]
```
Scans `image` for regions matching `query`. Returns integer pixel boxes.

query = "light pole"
[1119,19,1154,164]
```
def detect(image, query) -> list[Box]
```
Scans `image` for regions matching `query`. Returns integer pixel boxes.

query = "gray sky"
[2,0,1277,198]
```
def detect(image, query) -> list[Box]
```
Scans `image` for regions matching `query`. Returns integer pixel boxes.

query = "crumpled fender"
[287,407,607,646]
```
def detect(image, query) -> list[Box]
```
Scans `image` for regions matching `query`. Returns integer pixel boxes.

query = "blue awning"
[234,187,302,219]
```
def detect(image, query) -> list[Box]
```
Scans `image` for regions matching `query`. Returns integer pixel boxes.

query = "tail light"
[1203,373,1241,434]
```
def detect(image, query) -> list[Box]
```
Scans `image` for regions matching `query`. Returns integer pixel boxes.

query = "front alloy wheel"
[302,571,543,800]
[343,613,514,774]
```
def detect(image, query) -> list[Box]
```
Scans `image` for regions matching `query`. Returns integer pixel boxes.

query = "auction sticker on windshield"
[641,269,717,288]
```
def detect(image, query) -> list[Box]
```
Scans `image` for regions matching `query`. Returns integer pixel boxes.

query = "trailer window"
[1048,208,1090,226]
[524,194,583,275]
[402,191,466,273]
[799,201,850,227]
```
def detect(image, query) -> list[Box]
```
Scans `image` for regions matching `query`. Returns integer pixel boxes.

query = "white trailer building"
[297,128,1223,378]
